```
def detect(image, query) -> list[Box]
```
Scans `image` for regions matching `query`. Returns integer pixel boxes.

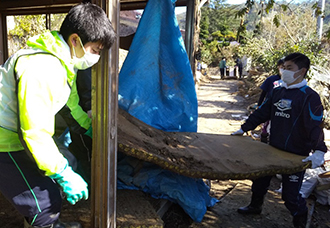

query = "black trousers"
[251,171,308,216]
[220,68,225,79]
[0,151,62,226]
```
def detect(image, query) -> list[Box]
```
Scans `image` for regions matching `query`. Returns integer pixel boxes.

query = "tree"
[8,14,66,56]
[238,4,328,74]
[199,0,241,65]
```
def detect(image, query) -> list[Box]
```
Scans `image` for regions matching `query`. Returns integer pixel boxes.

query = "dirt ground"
[1,69,330,228]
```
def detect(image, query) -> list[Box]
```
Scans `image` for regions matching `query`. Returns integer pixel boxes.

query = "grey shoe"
[237,204,262,214]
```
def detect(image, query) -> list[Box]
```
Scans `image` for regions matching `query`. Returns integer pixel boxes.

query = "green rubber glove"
[50,164,89,205]
[84,126,92,138]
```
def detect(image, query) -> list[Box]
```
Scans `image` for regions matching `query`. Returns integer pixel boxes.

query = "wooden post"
[185,0,196,76]
[91,0,119,227]
[185,0,203,85]
[46,14,51,30]
[0,13,8,64]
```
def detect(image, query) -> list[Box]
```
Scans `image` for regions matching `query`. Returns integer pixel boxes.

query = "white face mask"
[281,69,301,85]
[72,37,100,70]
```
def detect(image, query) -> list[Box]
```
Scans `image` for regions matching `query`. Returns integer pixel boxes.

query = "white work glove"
[231,128,244,136]
[302,150,325,169]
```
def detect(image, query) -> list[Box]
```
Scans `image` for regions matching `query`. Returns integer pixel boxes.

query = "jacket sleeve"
[241,95,272,132]
[16,54,69,176]
[65,80,91,131]
[304,92,327,152]
[257,90,267,107]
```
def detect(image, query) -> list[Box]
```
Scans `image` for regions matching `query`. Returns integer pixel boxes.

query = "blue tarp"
[117,0,218,222]
[117,155,219,223]
[118,0,197,132]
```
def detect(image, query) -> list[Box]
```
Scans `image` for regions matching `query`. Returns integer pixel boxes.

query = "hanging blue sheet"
[118,0,197,132]
[117,0,217,223]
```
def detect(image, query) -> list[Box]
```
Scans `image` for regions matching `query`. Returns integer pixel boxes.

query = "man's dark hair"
[277,58,284,66]
[284,53,310,77]
[60,3,116,49]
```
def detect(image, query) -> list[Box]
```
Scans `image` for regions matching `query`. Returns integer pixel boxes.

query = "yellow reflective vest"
[0,31,91,176]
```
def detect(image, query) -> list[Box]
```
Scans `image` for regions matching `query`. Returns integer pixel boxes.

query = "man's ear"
[68,33,79,48]
[301,68,308,77]
[68,33,79,58]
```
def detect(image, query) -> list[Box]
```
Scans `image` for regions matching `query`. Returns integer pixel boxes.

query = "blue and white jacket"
[242,80,327,156]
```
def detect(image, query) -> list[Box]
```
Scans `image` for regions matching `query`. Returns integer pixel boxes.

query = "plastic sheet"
[116,0,217,222]
[118,0,197,132]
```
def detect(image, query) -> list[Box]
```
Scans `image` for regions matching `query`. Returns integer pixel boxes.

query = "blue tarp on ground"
[117,0,218,222]
[117,155,219,223]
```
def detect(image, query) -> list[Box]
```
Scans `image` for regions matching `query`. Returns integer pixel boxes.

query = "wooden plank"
[319,171,330,178]
[117,108,310,180]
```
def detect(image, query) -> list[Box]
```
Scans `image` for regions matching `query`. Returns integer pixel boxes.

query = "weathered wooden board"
[117,108,310,180]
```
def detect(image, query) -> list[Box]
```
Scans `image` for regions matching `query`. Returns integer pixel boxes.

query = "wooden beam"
[0,0,187,14]
[0,0,82,15]
[0,0,187,12]
[0,0,82,10]
[120,0,187,11]
[0,13,8,64]
[2,7,74,16]
[0,13,4,64]
[91,0,119,227]
[185,0,198,77]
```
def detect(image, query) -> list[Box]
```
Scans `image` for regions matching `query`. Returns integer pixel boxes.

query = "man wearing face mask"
[0,3,116,228]
[231,53,327,228]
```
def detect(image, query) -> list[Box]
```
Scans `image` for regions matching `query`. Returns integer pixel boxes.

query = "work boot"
[237,194,263,215]
[24,219,82,228]
[293,212,307,228]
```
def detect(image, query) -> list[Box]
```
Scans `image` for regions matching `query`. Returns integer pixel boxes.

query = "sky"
[156,0,308,15]
[175,0,246,14]
[226,0,247,4]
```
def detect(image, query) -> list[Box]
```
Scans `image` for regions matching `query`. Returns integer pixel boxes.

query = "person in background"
[257,58,284,143]
[219,57,227,79]
[235,57,243,79]
[231,53,327,228]
[0,3,116,228]
[195,61,202,86]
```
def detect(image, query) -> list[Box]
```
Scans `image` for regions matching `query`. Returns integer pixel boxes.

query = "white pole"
[317,0,325,40]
